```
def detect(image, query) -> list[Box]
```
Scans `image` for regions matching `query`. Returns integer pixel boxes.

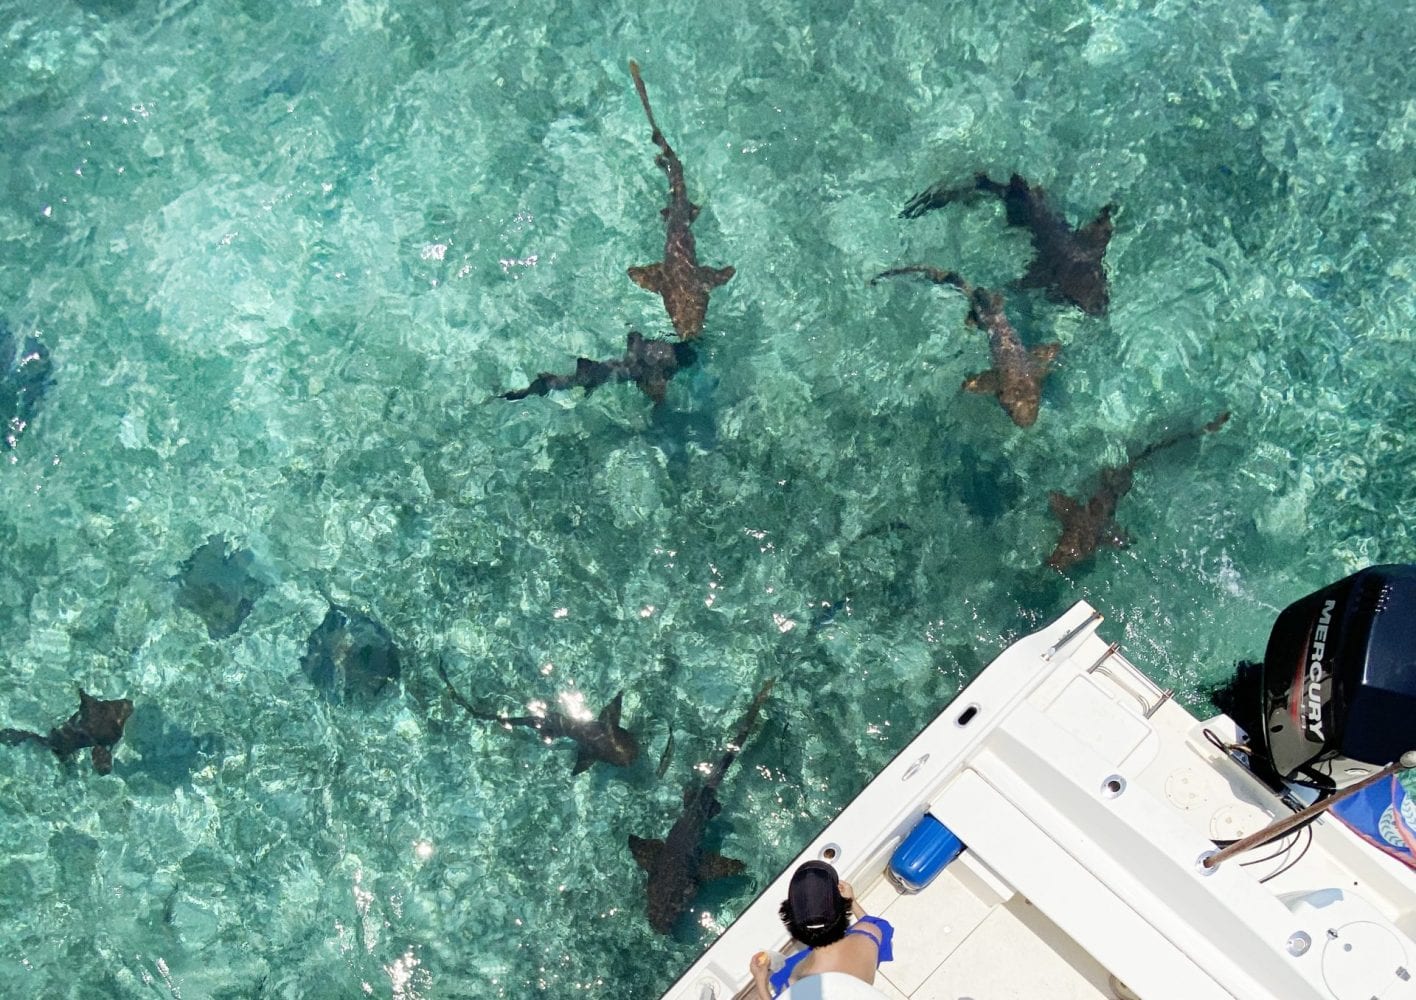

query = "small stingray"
[300,604,402,705]
[901,173,1114,316]
[1,320,54,451]
[117,702,222,788]
[497,331,697,406]
[173,534,269,639]
[956,444,1022,521]
[0,689,134,775]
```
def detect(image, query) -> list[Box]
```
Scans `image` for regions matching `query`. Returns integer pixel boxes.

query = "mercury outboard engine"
[1246,564,1416,792]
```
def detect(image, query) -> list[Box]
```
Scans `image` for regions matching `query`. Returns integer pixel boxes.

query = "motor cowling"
[1258,564,1416,790]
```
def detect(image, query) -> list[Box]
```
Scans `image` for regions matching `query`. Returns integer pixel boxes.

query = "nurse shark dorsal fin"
[599,691,625,728]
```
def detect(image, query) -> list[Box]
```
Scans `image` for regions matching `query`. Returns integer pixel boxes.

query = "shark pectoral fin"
[572,749,596,775]
[92,746,114,775]
[628,835,665,872]
[697,264,735,289]
[600,691,625,728]
[629,263,666,293]
[1049,491,1080,519]
[963,370,1001,396]
[697,853,746,883]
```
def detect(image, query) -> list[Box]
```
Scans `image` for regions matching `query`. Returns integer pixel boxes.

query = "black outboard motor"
[1254,564,1416,792]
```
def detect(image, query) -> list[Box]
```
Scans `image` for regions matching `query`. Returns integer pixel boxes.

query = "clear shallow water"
[0,0,1413,995]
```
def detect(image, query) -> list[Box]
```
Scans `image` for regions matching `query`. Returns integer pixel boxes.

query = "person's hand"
[839,880,865,917]
[749,952,774,1000]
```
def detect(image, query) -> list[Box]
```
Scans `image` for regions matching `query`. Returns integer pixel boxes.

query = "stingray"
[173,534,269,639]
[497,331,697,406]
[901,173,1114,316]
[300,604,402,705]
[118,701,222,788]
[1,689,134,775]
[1,320,54,451]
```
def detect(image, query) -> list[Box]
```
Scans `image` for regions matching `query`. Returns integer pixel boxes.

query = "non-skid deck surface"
[862,866,1112,1000]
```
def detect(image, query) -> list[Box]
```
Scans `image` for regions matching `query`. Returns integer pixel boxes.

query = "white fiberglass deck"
[670,603,1416,1000]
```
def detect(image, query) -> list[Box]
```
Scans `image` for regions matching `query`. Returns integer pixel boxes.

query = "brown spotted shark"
[901,173,1114,316]
[630,677,773,934]
[437,660,640,774]
[627,60,735,341]
[1,689,134,775]
[872,265,1060,428]
[496,331,696,406]
[1046,411,1231,571]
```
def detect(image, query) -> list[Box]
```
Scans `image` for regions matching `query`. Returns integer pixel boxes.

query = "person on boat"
[748,860,895,998]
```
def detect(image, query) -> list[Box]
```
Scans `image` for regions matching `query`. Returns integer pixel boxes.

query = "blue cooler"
[888,812,965,892]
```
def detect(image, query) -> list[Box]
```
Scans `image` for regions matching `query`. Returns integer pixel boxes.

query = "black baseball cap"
[787,861,845,929]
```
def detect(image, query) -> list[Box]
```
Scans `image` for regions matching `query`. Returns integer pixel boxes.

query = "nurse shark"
[436,660,640,774]
[872,265,1060,428]
[626,60,735,340]
[1046,411,1230,571]
[901,172,1114,316]
[629,677,773,934]
[497,331,696,406]
[1,689,134,775]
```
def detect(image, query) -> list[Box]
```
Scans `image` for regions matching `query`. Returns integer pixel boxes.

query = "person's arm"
[838,880,866,919]
[749,952,774,1000]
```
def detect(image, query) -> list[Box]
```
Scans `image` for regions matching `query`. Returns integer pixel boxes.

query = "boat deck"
[679,603,1416,1000]
[861,857,1112,999]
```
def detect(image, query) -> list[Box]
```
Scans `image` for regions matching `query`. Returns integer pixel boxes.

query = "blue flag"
[1331,775,1416,869]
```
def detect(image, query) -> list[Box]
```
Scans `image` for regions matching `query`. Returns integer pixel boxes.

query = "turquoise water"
[1,0,1413,995]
